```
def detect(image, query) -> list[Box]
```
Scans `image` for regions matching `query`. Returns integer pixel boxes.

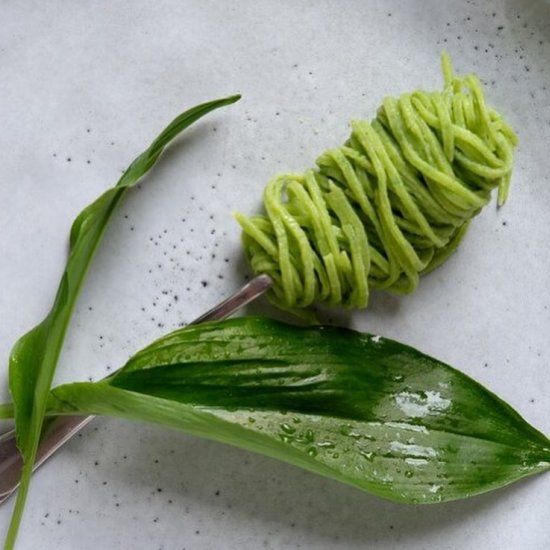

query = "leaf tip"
[226,94,242,104]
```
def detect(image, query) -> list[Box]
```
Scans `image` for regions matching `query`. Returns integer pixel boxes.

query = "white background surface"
[0,1,549,548]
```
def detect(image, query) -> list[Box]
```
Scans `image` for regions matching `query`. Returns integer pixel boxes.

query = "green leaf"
[47,317,550,504]
[6,95,240,549]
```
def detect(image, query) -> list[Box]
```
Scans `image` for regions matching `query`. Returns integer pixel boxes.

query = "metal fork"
[0,274,273,504]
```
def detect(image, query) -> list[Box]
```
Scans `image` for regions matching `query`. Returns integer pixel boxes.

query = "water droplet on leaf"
[307,447,318,457]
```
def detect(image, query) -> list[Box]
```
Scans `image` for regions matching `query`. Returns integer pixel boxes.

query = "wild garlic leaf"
[47,317,550,504]
[6,95,240,549]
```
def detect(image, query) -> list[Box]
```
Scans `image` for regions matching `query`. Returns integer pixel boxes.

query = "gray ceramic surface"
[0,1,549,548]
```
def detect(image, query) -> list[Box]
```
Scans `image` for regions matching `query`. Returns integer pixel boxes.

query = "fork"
[0,274,273,504]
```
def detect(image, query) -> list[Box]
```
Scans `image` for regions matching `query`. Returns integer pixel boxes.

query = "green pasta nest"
[236,54,517,313]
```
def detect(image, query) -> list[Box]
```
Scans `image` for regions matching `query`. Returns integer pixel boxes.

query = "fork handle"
[0,274,272,505]
[0,415,93,504]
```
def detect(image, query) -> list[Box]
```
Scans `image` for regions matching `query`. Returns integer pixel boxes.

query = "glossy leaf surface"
[47,317,550,504]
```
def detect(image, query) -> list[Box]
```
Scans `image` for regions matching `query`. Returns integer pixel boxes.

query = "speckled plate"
[1,1,549,548]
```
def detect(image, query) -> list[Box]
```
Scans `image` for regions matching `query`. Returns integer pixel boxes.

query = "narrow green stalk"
[4,95,240,549]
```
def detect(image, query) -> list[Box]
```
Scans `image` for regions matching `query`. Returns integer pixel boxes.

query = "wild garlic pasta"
[236,54,517,312]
